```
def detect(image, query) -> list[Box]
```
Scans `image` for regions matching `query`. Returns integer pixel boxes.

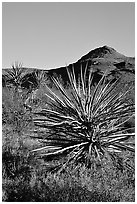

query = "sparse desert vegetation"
[2,47,135,202]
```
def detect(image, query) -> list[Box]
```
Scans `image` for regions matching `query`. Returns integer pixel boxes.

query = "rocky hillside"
[48,45,134,84]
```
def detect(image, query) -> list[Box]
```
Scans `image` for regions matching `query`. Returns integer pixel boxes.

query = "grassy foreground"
[2,127,135,202]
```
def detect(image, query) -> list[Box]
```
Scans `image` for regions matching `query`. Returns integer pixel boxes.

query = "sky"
[2,2,135,69]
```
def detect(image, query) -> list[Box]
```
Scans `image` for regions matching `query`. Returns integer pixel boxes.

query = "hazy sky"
[2,2,135,69]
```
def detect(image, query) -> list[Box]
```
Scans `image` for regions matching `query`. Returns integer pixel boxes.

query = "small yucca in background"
[4,62,26,89]
[32,63,135,172]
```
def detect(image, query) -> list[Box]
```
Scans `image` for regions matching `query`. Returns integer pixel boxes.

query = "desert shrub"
[2,127,33,178]
[2,63,43,129]
[32,64,135,172]
[2,126,38,201]
[2,84,33,134]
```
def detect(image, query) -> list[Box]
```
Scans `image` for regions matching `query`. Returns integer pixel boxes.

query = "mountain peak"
[102,45,116,52]
[78,45,125,62]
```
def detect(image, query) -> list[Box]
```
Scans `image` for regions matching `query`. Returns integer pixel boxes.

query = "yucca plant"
[3,62,34,108]
[4,62,26,89]
[32,63,135,172]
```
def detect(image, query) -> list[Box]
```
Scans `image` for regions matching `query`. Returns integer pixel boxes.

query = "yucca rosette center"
[81,120,102,156]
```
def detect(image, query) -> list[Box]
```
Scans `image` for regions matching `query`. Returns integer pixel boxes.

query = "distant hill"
[47,45,135,86]
[2,45,135,90]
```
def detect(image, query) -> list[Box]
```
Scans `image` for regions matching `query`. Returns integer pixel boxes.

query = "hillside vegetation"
[2,46,135,202]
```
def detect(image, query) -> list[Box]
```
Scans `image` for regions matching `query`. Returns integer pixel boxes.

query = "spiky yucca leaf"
[32,63,135,172]
[4,62,27,89]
